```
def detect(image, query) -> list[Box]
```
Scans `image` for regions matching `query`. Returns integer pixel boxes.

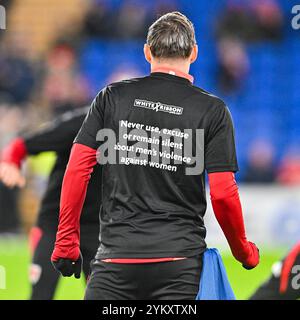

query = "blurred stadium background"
[0,0,299,299]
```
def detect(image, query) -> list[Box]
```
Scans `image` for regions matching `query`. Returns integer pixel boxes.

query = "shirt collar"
[151,67,194,84]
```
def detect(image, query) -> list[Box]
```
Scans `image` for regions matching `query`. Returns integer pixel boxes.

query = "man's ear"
[190,45,198,64]
[144,44,152,64]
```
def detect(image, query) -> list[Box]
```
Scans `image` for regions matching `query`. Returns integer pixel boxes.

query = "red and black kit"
[1,107,101,299]
[52,70,258,299]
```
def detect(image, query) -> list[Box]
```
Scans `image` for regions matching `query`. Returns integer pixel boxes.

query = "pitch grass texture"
[0,238,286,300]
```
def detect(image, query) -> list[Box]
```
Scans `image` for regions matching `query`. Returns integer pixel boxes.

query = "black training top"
[24,107,102,229]
[75,72,238,259]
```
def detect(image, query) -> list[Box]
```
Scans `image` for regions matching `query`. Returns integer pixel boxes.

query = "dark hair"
[147,11,196,59]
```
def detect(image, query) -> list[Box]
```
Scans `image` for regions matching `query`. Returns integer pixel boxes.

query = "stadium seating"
[9,0,89,56]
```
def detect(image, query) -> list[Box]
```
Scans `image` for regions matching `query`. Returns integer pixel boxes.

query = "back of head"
[147,11,196,59]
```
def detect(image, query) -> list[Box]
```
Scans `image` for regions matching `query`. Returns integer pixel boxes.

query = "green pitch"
[0,237,286,300]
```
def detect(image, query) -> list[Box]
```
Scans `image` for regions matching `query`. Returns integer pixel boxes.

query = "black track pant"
[250,243,300,300]
[84,254,202,300]
[29,225,99,300]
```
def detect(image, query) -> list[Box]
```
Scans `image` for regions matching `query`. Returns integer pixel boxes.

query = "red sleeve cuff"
[51,244,80,262]
[1,138,27,168]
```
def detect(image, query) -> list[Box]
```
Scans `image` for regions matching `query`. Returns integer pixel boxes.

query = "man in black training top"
[52,12,259,300]
[251,242,300,300]
[0,107,101,299]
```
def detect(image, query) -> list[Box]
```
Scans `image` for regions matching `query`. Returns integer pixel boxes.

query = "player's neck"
[151,59,190,75]
[151,59,193,83]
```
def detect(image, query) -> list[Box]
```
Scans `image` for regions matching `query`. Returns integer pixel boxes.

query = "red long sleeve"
[208,172,259,268]
[51,143,97,262]
[1,138,27,167]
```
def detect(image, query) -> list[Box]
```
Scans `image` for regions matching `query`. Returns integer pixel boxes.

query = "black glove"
[243,264,256,270]
[242,244,260,270]
[52,252,83,279]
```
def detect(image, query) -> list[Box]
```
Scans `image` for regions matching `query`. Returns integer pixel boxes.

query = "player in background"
[250,242,300,300]
[51,12,259,300]
[0,107,101,300]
